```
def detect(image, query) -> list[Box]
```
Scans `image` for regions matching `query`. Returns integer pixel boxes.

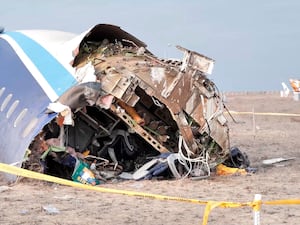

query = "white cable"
[151,96,164,108]
[177,135,211,178]
[179,136,206,162]
[177,136,192,178]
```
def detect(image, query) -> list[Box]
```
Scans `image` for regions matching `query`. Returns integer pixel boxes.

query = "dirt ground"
[0,92,299,225]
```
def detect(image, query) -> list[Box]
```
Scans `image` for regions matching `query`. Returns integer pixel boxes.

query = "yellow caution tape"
[263,199,300,205]
[0,163,208,205]
[0,163,299,225]
[228,111,300,117]
[252,200,262,212]
[202,201,222,225]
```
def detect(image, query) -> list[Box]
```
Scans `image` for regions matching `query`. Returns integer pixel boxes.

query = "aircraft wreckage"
[0,24,250,183]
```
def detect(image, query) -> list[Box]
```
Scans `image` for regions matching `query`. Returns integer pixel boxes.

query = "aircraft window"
[6,100,19,119]
[0,87,5,98]
[22,117,38,138]
[1,93,12,112]
[14,108,28,128]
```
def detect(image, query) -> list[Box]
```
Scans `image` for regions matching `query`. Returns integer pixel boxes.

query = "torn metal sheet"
[262,157,296,165]
[0,24,233,181]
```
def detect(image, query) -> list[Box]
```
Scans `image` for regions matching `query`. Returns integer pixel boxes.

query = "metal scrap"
[27,24,233,181]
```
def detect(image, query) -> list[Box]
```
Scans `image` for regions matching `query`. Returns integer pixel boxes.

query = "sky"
[1,0,300,92]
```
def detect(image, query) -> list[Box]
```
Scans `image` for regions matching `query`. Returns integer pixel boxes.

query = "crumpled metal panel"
[1,24,233,182]
[72,24,230,166]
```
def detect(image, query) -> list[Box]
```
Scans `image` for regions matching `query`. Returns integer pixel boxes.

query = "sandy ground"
[0,92,299,225]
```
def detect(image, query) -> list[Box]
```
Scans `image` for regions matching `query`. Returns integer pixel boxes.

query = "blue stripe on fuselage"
[5,31,77,96]
[0,38,51,112]
[0,37,56,167]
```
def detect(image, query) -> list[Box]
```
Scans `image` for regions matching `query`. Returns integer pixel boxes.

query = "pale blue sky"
[1,0,300,91]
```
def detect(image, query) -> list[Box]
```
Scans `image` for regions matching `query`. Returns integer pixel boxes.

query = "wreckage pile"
[25,25,250,185]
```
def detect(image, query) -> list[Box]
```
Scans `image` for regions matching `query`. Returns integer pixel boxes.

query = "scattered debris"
[72,159,101,185]
[262,157,296,165]
[53,195,74,200]
[289,79,300,101]
[280,82,290,97]
[42,205,60,214]
[289,79,300,92]
[216,164,247,176]
[0,185,10,193]
[19,209,29,215]
[217,147,256,175]
[223,147,250,169]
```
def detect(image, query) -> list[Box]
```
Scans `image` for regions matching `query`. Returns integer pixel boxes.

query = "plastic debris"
[118,172,133,180]
[0,185,10,193]
[216,164,247,176]
[42,205,60,214]
[19,209,29,215]
[262,157,296,165]
[223,147,250,169]
[72,160,100,185]
[289,79,300,92]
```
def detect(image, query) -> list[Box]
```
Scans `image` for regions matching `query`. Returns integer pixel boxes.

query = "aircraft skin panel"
[2,32,77,101]
[0,35,59,176]
[1,34,59,101]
